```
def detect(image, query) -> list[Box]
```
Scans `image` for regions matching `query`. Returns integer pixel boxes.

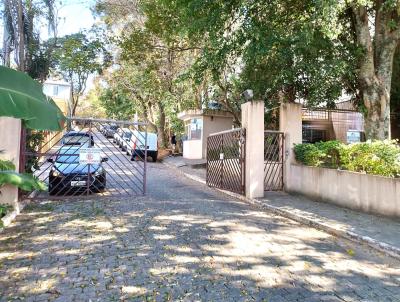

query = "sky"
[39,0,96,39]
[0,0,98,91]
[55,0,96,36]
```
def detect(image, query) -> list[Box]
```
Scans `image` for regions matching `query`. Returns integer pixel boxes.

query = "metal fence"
[206,128,246,195]
[22,117,148,200]
[264,131,284,191]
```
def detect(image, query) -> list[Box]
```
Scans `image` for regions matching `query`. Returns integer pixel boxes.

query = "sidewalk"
[164,156,400,259]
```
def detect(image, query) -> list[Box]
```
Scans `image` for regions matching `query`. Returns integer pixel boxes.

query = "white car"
[127,131,158,162]
[113,128,123,145]
[114,128,131,148]
[121,130,133,151]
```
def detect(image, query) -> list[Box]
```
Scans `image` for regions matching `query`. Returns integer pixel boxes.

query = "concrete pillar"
[241,101,264,199]
[279,103,302,190]
[0,117,22,208]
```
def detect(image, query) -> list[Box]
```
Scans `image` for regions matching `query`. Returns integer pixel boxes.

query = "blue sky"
[49,0,96,37]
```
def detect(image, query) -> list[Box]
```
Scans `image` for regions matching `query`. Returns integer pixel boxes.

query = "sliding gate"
[22,118,148,200]
[206,128,246,195]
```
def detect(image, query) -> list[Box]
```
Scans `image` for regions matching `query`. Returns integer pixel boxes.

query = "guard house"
[178,109,234,159]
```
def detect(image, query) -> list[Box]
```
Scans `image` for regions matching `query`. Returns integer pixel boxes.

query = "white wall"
[202,116,234,158]
[0,117,22,209]
[287,164,400,218]
[183,140,203,159]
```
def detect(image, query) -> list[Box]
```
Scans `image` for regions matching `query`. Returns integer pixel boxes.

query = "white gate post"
[279,103,302,191]
[241,101,264,199]
[0,117,22,209]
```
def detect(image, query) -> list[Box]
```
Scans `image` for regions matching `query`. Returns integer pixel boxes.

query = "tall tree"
[95,0,198,146]
[1,0,56,74]
[52,32,110,116]
[348,1,400,139]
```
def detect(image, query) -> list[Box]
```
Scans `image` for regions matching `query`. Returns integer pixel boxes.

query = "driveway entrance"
[0,163,399,301]
[22,118,148,200]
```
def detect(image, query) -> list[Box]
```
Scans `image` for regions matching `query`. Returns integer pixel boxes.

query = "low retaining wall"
[287,164,400,218]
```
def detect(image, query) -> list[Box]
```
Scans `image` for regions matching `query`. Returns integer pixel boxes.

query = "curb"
[163,160,400,261]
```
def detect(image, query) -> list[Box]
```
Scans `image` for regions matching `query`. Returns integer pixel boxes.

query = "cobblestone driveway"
[1,163,400,302]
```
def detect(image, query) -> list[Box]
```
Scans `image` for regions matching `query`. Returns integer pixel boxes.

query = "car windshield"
[63,134,90,145]
[123,132,132,139]
[56,148,79,164]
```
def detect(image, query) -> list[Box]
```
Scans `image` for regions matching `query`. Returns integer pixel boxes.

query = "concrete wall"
[183,139,203,159]
[202,116,233,158]
[287,164,400,218]
[0,117,22,209]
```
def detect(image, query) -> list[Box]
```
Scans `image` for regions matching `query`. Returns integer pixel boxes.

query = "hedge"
[294,140,400,178]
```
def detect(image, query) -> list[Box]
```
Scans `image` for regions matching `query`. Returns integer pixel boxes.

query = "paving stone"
[0,163,399,301]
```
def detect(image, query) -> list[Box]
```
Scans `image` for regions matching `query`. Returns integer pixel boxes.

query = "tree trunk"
[351,4,399,140]
[17,0,25,71]
[156,101,167,148]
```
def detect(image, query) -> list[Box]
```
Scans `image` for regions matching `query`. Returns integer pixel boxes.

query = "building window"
[302,127,327,143]
[184,118,203,140]
[52,85,59,96]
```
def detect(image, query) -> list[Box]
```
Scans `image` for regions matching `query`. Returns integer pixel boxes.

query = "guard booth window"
[184,118,203,140]
[302,127,327,143]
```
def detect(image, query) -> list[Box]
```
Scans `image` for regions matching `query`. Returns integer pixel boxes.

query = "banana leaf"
[0,66,66,131]
[0,171,47,192]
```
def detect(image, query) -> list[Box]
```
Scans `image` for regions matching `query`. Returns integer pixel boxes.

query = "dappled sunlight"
[121,285,147,297]
[153,234,175,240]
[1,165,399,301]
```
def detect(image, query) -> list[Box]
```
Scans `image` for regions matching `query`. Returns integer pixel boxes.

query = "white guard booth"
[178,109,234,160]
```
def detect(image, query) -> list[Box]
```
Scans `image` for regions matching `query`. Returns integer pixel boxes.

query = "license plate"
[71,181,86,186]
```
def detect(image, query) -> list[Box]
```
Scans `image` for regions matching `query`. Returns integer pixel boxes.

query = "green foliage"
[0,171,47,192]
[0,66,66,131]
[25,131,45,172]
[340,140,400,178]
[294,144,325,167]
[0,204,13,220]
[52,31,111,115]
[0,160,15,171]
[294,140,400,178]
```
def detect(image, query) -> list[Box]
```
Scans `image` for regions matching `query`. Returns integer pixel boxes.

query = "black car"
[48,146,108,196]
[61,131,94,147]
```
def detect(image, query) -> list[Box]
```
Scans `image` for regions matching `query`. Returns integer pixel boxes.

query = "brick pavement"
[0,163,399,301]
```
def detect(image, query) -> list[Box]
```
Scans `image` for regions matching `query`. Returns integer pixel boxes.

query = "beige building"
[41,79,71,152]
[178,109,234,159]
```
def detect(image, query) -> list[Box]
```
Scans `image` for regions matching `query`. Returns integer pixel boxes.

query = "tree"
[152,0,357,126]
[1,0,56,74]
[53,32,110,116]
[95,0,198,146]
[347,1,400,139]
[157,0,400,139]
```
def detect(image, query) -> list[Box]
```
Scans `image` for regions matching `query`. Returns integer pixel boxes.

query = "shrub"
[340,140,400,177]
[294,140,400,178]
[293,143,324,166]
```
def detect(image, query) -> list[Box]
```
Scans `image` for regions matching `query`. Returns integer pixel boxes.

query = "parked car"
[61,131,94,147]
[104,124,119,138]
[120,130,133,151]
[47,146,108,195]
[114,128,131,148]
[127,131,158,162]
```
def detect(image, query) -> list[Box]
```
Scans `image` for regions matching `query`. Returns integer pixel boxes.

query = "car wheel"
[152,155,157,162]
[131,156,135,161]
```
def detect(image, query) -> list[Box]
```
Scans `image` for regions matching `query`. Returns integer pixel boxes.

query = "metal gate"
[22,117,148,200]
[264,130,284,191]
[206,128,246,195]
